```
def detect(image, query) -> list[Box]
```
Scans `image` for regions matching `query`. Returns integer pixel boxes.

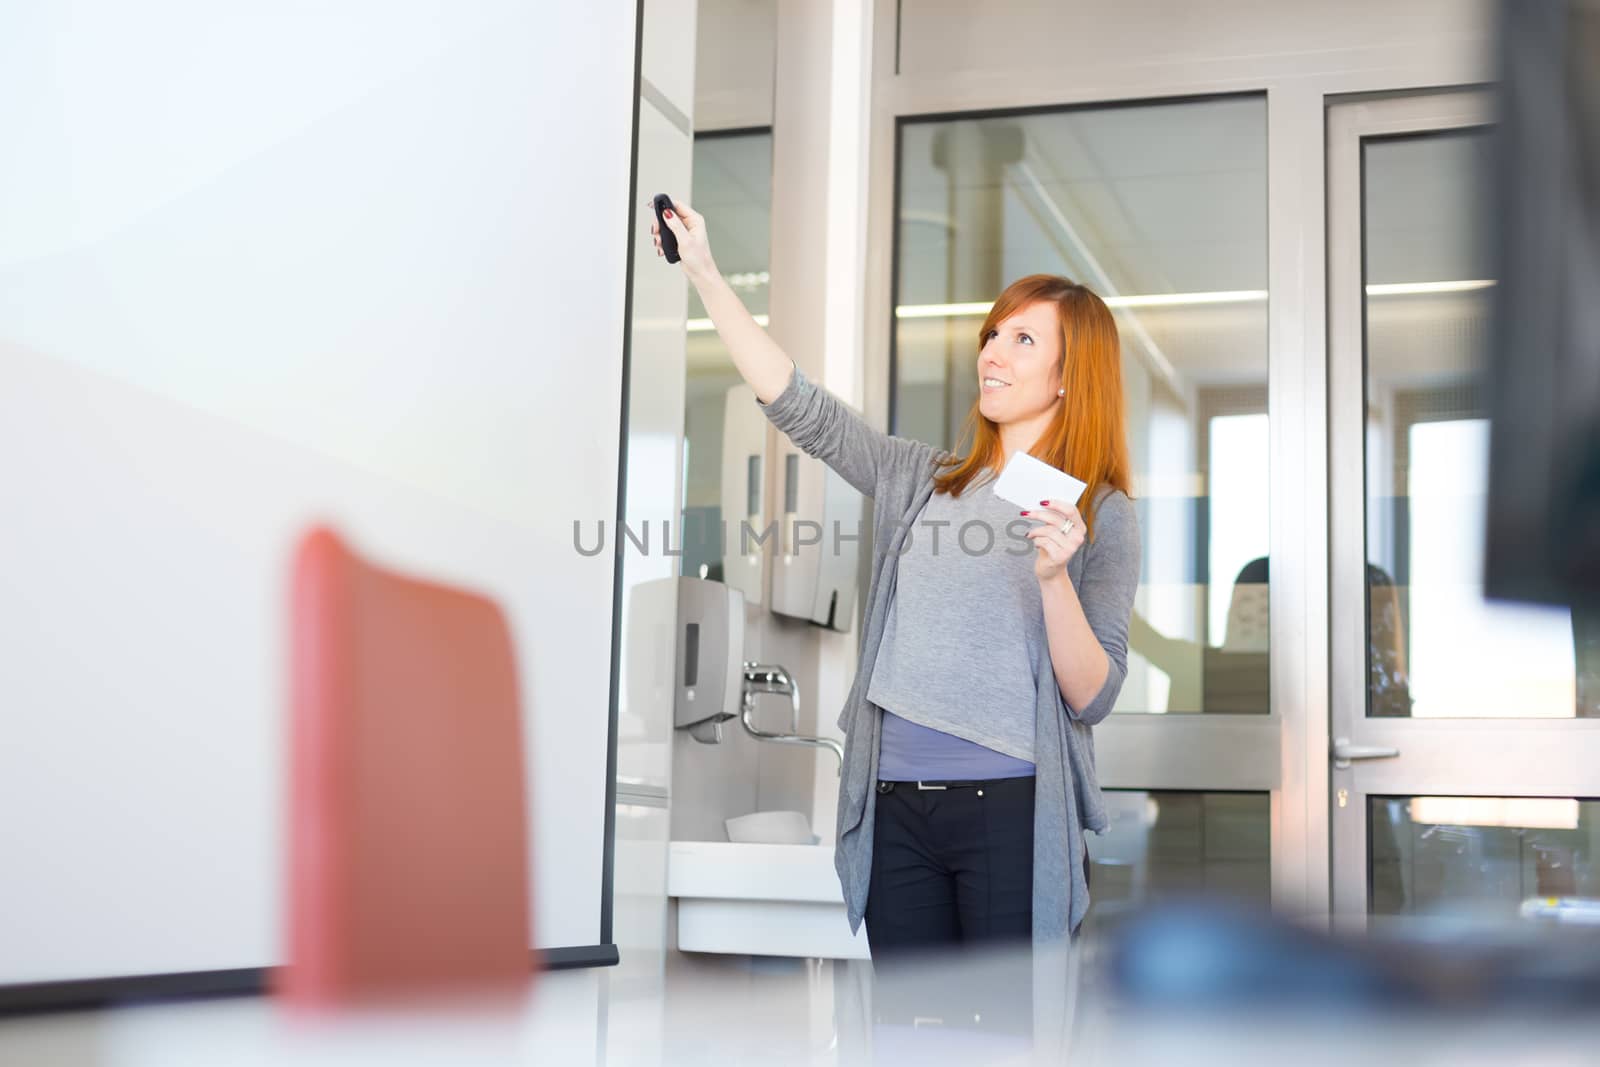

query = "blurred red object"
[279,526,533,1007]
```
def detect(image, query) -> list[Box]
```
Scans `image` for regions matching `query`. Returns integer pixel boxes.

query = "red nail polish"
[1040,500,1049,506]
[664,209,674,218]
[1020,510,1028,515]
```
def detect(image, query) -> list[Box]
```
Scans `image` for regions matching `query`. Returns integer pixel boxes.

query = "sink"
[667,841,869,959]
[724,810,817,845]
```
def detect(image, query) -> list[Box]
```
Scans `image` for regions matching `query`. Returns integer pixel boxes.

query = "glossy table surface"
[5,929,1600,1067]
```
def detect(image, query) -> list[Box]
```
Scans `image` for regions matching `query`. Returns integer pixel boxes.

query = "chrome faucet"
[740,662,844,774]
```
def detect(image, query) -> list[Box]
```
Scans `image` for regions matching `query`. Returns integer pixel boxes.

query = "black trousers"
[864,775,1040,957]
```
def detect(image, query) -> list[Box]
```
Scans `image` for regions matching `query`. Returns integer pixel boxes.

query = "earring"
[1057,388,1065,397]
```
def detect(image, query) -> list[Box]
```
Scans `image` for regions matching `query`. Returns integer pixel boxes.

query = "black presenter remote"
[652,193,680,264]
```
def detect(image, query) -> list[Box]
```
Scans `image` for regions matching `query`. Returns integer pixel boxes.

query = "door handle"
[1331,737,1400,770]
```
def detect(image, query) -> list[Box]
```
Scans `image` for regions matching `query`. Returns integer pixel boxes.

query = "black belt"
[877,778,1027,792]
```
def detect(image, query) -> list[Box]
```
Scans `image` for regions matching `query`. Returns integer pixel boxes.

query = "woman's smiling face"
[977,299,1063,426]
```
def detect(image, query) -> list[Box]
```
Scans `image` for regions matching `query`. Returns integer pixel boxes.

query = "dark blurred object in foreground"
[1485,0,1600,606]
[1106,900,1600,1013]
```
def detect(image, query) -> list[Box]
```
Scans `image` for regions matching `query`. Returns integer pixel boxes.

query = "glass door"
[1327,91,1600,923]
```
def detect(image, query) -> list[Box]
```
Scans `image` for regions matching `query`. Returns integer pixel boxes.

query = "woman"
[652,198,1139,955]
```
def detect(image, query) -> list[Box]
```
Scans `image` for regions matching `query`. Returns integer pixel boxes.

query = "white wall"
[0,0,636,983]
[695,0,777,130]
[895,0,1492,77]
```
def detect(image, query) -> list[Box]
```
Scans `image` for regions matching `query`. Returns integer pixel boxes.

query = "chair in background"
[279,526,532,1006]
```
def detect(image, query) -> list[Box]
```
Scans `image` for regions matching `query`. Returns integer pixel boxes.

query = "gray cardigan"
[758,361,1141,942]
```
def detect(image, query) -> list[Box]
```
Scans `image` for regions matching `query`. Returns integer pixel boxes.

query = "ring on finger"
[1060,519,1073,535]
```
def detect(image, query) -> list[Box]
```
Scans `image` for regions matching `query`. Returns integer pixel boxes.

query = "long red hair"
[931,274,1133,540]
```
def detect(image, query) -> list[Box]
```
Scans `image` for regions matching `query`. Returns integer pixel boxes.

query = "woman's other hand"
[648,196,718,283]
[1022,499,1087,581]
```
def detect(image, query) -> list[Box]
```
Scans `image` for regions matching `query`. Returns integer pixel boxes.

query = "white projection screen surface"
[0,2,635,983]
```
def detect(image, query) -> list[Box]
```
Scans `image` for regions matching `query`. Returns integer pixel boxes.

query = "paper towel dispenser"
[719,383,768,608]
[772,448,863,632]
[673,576,746,744]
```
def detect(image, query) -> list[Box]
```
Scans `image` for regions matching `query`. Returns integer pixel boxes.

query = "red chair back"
[280,527,532,1005]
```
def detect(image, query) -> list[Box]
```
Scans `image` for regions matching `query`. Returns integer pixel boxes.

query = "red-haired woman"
[652,198,1139,956]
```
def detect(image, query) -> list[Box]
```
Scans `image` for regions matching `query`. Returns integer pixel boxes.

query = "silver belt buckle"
[916,781,947,791]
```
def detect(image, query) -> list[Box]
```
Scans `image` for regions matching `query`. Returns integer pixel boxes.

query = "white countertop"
[667,841,842,903]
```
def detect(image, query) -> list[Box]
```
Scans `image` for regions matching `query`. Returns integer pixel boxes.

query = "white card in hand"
[991,451,1088,511]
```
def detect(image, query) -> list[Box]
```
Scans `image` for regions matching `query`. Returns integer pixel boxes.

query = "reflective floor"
[6,916,1600,1067]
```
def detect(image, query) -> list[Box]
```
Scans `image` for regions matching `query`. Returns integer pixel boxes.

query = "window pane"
[1207,413,1270,646]
[1361,131,1588,717]
[1088,790,1271,920]
[1369,795,1600,918]
[893,97,1270,714]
